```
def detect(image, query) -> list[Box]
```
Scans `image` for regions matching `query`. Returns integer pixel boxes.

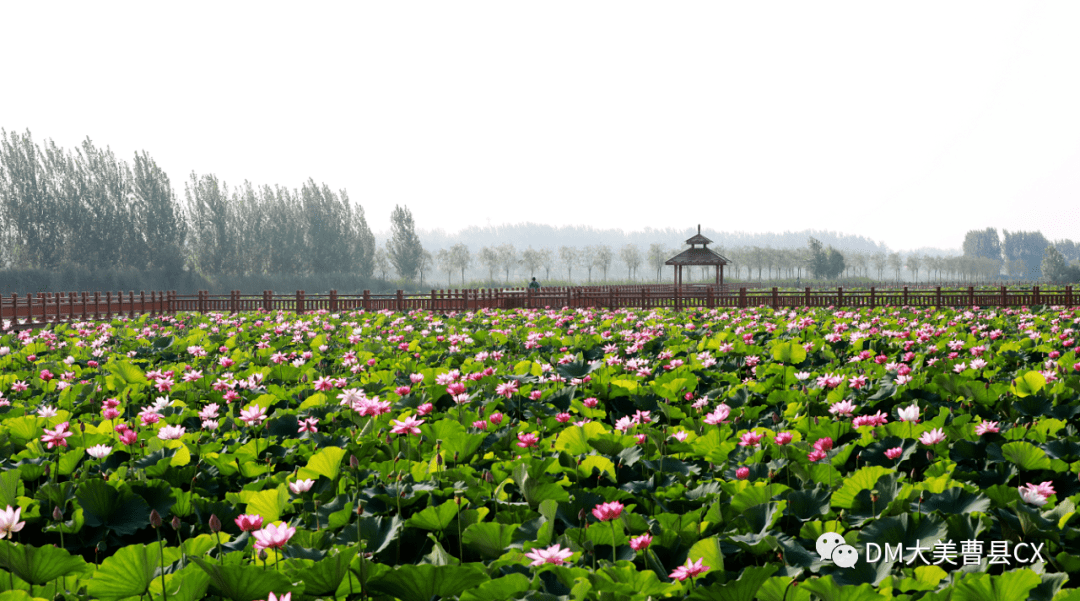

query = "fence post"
[739,288,746,308]
[89,292,97,320]
[771,287,778,309]
[104,291,112,320]
[361,290,369,311]
[294,290,303,314]
[396,290,404,312]
[1001,286,1007,307]
[837,287,843,306]
[1067,285,1073,307]
[803,287,810,307]
[870,287,875,309]
[329,289,337,313]
[902,286,908,306]
[936,287,942,307]
[707,286,713,309]
[968,286,974,307]
[1034,285,1040,305]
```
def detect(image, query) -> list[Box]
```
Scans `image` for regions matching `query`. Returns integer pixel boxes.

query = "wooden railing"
[0,285,1074,330]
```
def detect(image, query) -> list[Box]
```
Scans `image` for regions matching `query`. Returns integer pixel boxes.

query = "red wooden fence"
[0,285,1073,330]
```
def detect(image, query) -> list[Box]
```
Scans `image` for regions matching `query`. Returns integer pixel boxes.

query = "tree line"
[0,129,420,289]
[4,129,1076,291]
[961,228,1080,283]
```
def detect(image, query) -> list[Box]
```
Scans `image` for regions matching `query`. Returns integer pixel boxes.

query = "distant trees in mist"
[4,130,1077,291]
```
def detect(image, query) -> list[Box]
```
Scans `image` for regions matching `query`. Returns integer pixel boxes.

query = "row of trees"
[0,130,185,273]
[413,239,1023,286]
[962,228,1080,280]
[0,129,432,286]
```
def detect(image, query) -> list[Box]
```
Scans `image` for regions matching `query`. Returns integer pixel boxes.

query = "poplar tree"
[387,204,423,281]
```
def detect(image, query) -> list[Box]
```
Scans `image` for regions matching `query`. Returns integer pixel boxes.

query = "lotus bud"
[350,455,359,469]
[258,549,268,561]
[150,509,162,528]
[209,514,221,532]
[53,505,63,521]
[171,515,181,530]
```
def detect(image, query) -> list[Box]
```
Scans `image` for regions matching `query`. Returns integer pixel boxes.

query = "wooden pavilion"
[666,225,730,292]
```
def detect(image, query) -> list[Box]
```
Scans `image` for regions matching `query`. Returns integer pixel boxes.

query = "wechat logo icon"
[816,533,858,569]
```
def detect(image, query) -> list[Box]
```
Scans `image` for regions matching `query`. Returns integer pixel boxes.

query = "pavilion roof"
[665,246,729,266]
[684,233,713,245]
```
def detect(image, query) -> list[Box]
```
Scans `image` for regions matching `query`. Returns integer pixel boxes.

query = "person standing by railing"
[529,277,541,290]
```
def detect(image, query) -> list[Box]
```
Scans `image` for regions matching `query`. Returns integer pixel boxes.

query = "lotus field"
[1,302,1079,601]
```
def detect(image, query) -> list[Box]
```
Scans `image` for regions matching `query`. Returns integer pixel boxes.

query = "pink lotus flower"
[629,533,653,551]
[472,420,488,429]
[773,431,793,445]
[289,479,315,494]
[919,428,946,445]
[488,412,504,426]
[0,506,26,539]
[240,404,267,426]
[738,431,763,447]
[390,416,424,436]
[813,437,833,452]
[555,413,572,423]
[157,425,185,440]
[119,430,138,445]
[671,431,688,442]
[297,417,318,434]
[416,403,434,416]
[410,373,425,384]
[496,381,519,398]
[41,422,73,449]
[394,386,411,396]
[516,432,539,448]
[884,447,903,460]
[847,375,868,390]
[669,557,710,581]
[265,593,291,601]
[446,382,466,396]
[807,449,828,462]
[897,404,920,423]
[87,444,112,459]
[1019,485,1048,506]
[592,501,624,522]
[852,411,889,428]
[252,522,296,551]
[635,433,647,445]
[524,543,573,566]
[828,400,857,417]
[703,404,731,425]
[735,466,749,480]
[235,514,264,531]
[582,397,598,408]
[815,373,843,389]
[974,421,999,435]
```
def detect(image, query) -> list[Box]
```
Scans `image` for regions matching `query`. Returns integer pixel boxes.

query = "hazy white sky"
[4,2,1079,251]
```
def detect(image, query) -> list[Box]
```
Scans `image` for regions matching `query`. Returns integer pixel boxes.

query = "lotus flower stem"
[611,521,618,564]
